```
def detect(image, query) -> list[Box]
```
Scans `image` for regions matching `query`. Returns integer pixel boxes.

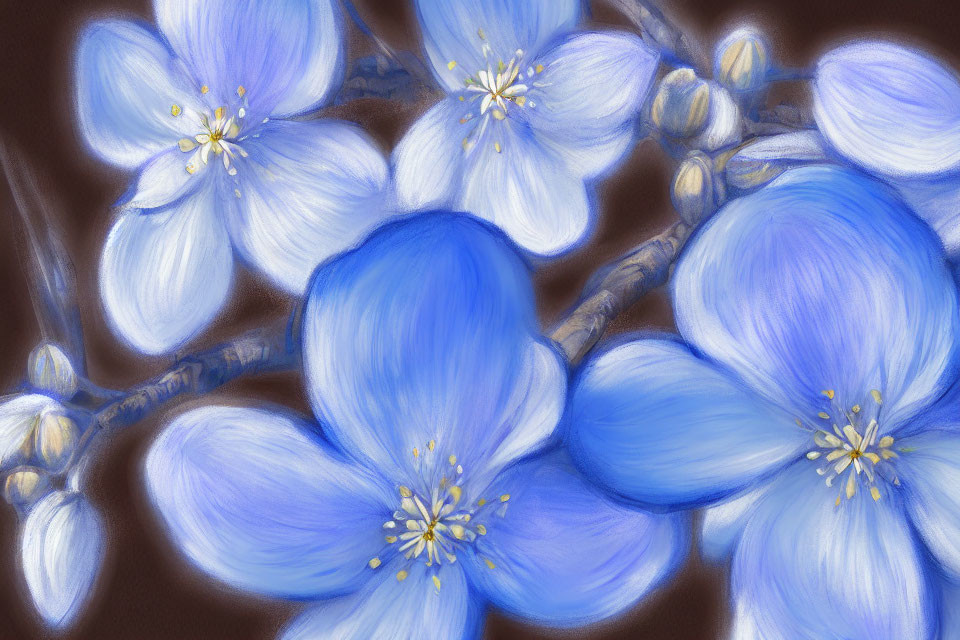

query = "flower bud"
[28,343,78,399]
[715,28,770,93]
[672,152,716,225]
[650,68,711,138]
[4,466,50,506]
[33,411,79,472]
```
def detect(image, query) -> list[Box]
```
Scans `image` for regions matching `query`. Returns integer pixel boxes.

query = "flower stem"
[550,220,692,365]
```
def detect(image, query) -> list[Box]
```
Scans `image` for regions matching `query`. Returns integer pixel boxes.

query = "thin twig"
[601,0,709,74]
[92,323,296,434]
[550,221,691,365]
[0,141,86,371]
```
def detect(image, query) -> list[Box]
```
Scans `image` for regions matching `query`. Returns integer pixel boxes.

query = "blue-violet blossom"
[76,0,391,354]
[393,0,659,256]
[567,166,960,639]
[144,213,686,639]
[814,40,960,261]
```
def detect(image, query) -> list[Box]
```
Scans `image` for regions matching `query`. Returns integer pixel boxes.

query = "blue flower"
[813,40,960,260]
[143,213,686,639]
[392,0,660,257]
[75,0,392,355]
[567,166,960,638]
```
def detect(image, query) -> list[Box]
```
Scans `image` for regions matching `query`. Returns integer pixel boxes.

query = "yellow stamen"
[871,487,881,501]
[494,142,502,153]
[171,104,182,116]
[385,536,397,543]
[477,498,486,506]
[432,575,441,591]
[447,60,457,70]
[476,524,486,535]
[817,412,830,419]
[413,447,419,458]
[821,389,835,399]
[200,85,209,94]
[449,455,457,466]
[484,558,496,569]
[499,494,510,502]
[399,486,412,498]
[237,85,246,97]
[871,389,883,405]
[396,570,408,582]
[428,440,436,451]
[368,557,381,569]
[535,63,544,73]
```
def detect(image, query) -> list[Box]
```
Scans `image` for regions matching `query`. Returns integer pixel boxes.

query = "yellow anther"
[214,106,225,120]
[878,436,894,448]
[234,189,241,199]
[871,389,883,405]
[237,85,246,97]
[476,524,487,535]
[852,405,861,414]
[171,104,182,116]
[448,455,457,466]
[448,485,462,504]
[428,440,436,451]
[821,390,835,399]
[835,495,841,507]
[817,412,830,419]
[494,142,502,153]
[432,575,441,591]
[447,60,457,70]
[870,487,881,501]
[499,494,510,502]
[477,28,485,40]
[200,85,209,94]
[515,96,527,107]
[368,557,381,569]
[385,536,397,543]
[458,96,465,101]
[477,498,486,506]
[449,524,466,539]
[396,570,408,582]
[484,558,496,569]
[492,109,505,120]
[185,164,196,174]
[413,447,419,458]
[535,63,544,73]
[399,486,412,498]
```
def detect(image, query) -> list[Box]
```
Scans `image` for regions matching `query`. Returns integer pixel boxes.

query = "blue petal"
[460,119,590,256]
[674,165,960,430]
[116,146,202,211]
[144,406,394,600]
[567,338,806,509]
[226,119,390,294]
[814,40,960,177]
[75,20,197,169]
[282,563,481,640]
[897,428,960,582]
[302,213,565,485]
[415,0,580,91]
[461,452,687,627]
[942,581,960,640]
[393,98,469,212]
[891,175,960,262]
[700,484,769,563]
[100,186,234,355]
[524,32,659,179]
[22,491,104,629]
[731,462,935,639]
[154,0,344,119]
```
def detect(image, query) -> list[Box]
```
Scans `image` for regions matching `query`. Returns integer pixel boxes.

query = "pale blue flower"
[144,213,686,639]
[75,0,392,355]
[567,166,960,639]
[393,0,660,256]
[814,40,960,260]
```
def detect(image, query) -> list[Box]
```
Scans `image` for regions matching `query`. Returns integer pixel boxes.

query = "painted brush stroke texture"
[76,0,391,354]
[393,0,660,256]
[145,213,686,639]
[567,166,960,639]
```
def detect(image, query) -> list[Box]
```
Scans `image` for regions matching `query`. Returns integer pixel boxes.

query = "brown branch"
[93,323,296,433]
[550,220,691,365]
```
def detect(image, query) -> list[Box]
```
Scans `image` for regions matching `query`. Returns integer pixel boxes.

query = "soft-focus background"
[0,0,957,637]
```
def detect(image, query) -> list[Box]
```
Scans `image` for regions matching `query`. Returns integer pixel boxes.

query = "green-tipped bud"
[715,28,769,93]
[672,152,716,225]
[33,410,79,471]
[28,342,78,399]
[650,68,711,138]
[4,466,50,506]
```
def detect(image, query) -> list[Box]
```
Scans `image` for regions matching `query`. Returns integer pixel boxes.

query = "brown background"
[0,0,957,638]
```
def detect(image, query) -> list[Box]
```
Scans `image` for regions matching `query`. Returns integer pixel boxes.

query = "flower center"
[367,439,504,590]
[170,85,251,178]
[801,388,901,506]
[446,28,548,155]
